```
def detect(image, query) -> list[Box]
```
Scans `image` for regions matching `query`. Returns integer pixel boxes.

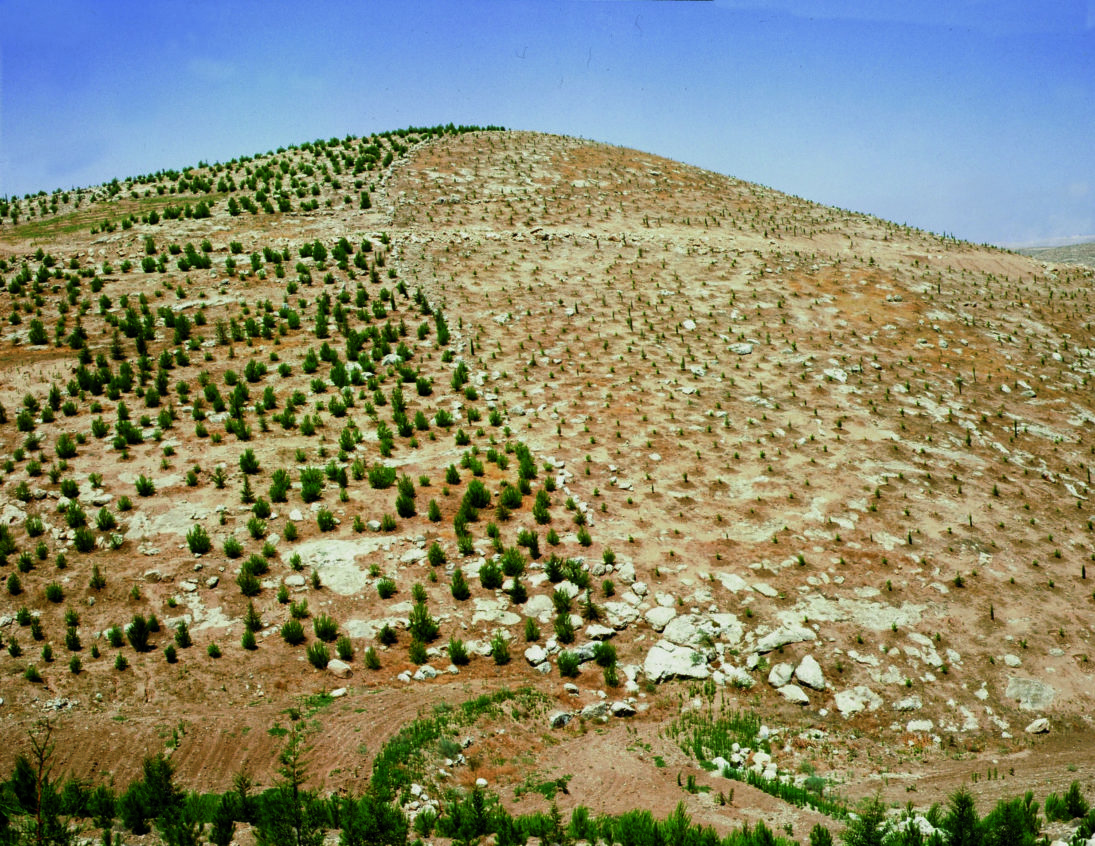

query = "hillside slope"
[0,128,1093,827]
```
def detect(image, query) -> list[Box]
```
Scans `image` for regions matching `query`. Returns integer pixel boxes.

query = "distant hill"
[1017,240,1095,267]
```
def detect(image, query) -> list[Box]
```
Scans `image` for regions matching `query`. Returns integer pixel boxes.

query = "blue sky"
[1,0,1092,246]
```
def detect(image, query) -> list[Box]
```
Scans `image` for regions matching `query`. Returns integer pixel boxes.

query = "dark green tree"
[842,796,890,846]
[942,788,982,846]
[254,726,325,846]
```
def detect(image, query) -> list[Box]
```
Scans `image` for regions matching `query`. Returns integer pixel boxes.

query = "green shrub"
[450,569,470,601]
[490,632,510,665]
[241,630,257,651]
[479,561,503,590]
[236,569,261,597]
[306,642,330,669]
[281,619,306,645]
[554,612,575,644]
[135,475,155,496]
[524,618,540,642]
[377,624,397,646]
[164,644,178,664]
[316,509,336,531]
[363,647,381,670]
[127,615,152,652]
[408,602,439,642]
[174,621,192,648]
[25,665,43,683]
[593,641,618,668]
[186,524,211,554]
[558,651,580,677]
[448,636,469,665]
[408,639,428,665]
[427,541,446,567]
[44,582,64,603]
[313,614,339,642]
[207,643,222,658]
[377,578,397,599]
[336,636,353,661]
[223,536,244,558]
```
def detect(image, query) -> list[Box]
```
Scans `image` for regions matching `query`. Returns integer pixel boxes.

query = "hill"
[1018,241,1095,268]
[0,127,1093,841]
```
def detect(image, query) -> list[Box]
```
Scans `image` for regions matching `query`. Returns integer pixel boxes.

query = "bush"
[336,636,353,661]
[44,582,64,603]
[239,448,260,474]
[186,524,211,554]
[557,651,580,677]
[554,612,575,644]
[306,642,330,669]
[224,536,244,558]
[408,639,428,665]
[174,620,192,648]
[281,619,306,645]
[490,632,510,665]
[164,644,178,664]
[241,630,257,651]
[135,475,155,496]
[127,615,152,652]
[316,509,336,531]
[207,643,222,658]
[408,603,439,642]
[72,527,95,553]
[313,614,339,642]
[377,578,397,599]
[377,624,397,646]
[450,569,470,600]
[479,561,503,590]
[395,493,415,518]
[363,647,381,670]
[448,636,470,665]
[237,569,261,597]
[593,641,618,668]
[524,618,540,642]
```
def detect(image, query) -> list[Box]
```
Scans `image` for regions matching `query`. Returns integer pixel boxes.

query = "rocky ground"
[0,128,1093,836]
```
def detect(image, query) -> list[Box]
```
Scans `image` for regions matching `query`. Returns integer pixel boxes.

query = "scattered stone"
[768,662,794,688]
[580,702,609,719]
[756,625,816,653]
[777,684,809,705]
[549,711,572,729]
[892,696,922,711]
[205,576,219,589]
[794,655,826,691]
[327,659,352,679]
[644,606,677,631]
[330,688,347,698]
[834,686,883,717]
[644,641,710,682]
[730,342,753,355]
[413,665,439,681]
[907,719,934,733]
[610,700,636,717]
[1024,718,1050,734]
[1006,677,1056,711]
[524,645,548,666]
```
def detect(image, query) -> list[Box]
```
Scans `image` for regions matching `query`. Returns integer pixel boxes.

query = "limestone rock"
[644,641,710,683]
[768,662,794,688]
[413,665,439,681]
[907,719,934,733]
[1006,677,1056,711]
[610,700,636,717]
[1024,718,1050,734]
[327,659,352,679]
[794,655,826,691]
[777,684,809,705]
[549,711,572,729]
[644,606,677,632]
[524,645,548,666]
[756,625,816,653]
[834,686,882,717]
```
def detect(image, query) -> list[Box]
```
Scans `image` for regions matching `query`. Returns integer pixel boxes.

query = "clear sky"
[1,0,1092,246]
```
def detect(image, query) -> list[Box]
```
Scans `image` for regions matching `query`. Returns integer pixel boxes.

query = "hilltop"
[0,127,1093,841]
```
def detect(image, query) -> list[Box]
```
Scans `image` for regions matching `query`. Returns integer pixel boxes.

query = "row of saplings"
[3,719,1095,846]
